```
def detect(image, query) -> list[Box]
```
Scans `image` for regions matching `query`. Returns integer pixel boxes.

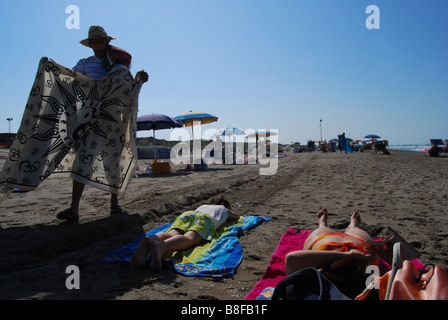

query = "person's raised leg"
[303,208,336,250]
[344,211,372,242]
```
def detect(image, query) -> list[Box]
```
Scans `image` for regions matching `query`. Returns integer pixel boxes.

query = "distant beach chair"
[372,140,390,155]
[430,139,444,146]
[307,140,315,152]
[428,139,447,157]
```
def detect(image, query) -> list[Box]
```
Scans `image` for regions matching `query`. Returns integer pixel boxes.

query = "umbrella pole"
[153,130,157,161]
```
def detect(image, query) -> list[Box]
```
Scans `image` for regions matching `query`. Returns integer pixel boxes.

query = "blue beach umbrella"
[137,113,181,131]
[364,134,381,139]
[136,113,182,158]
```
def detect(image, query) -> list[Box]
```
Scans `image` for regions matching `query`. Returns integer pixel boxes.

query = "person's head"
[321,262,373,299]
[80,26,115,58]
[208,195,231,209]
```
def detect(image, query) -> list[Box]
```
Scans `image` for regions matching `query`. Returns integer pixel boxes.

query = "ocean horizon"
[389,143,432,152]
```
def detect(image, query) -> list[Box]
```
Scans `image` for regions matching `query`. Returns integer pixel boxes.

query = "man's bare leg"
[70,180,85,215]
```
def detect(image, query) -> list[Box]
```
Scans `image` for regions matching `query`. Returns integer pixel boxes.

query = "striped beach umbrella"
[174,111,218,140]
[246,130,278,140]
[173,111,218,127]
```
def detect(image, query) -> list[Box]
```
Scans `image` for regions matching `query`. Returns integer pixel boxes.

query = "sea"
[388,143,432,153]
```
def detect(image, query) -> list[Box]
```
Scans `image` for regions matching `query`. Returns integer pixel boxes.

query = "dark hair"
[208,195,231,209]
[321,263,377,300]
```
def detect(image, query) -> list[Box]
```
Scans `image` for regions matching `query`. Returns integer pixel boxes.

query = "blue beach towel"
[102,215,271,277]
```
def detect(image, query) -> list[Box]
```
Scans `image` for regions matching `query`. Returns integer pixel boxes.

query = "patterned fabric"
[0,57,142,202]
[168,211,216,241]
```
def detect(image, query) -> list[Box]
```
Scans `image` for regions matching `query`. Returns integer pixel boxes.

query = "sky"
[0,0,447,145]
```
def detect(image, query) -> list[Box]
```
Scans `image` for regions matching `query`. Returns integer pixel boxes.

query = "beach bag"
[151,159,171,175]
[272,268,349,300]
[379,261,448,300]
[356,242,448,300]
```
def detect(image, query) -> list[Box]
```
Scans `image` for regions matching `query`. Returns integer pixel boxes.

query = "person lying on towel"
[131,195,241,271]
[285,208,393,299]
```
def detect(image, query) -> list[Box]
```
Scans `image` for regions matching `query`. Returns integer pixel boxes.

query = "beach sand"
[0,149,447,300]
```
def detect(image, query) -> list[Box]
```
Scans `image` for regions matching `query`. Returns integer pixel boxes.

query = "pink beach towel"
[244,228,424,300]
[244,228,311,300]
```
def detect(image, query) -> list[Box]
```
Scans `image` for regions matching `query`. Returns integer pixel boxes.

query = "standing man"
[57,26,148,222]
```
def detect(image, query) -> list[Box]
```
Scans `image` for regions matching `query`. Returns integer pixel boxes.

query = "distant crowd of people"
[287,134,390,154]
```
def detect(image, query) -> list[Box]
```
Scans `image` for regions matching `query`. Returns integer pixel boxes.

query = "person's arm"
[284,249,370,276]
[227,209,242,220]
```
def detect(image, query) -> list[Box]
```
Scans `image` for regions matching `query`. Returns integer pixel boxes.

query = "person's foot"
[56,208,79,222]
[347,211,361,229]
[317,208,328,227]
[110,205,126,214]
[131,236,151,269]
[149,239,164,272]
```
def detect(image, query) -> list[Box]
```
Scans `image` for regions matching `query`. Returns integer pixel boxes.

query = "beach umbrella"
[364,134,381,139]
[215,126,245,137]
[137,113,182,131]
[136,113,182,158]
[173,111,218,128]
[174,111,218,140]
[287,141,300,147]
[246,130,278,140]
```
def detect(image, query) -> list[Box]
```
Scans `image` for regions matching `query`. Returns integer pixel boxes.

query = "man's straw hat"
[80,26,116,47]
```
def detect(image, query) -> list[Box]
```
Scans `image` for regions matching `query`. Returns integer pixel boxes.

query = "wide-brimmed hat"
[80,26,116,47]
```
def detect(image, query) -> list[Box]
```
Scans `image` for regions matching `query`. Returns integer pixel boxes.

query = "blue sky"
[1,0,447,145]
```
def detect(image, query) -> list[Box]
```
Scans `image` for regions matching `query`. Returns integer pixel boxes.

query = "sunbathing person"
[131,195,241,271]
[285,208,392,298]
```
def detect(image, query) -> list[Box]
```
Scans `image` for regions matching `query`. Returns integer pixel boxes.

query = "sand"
[0,149,447,300]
